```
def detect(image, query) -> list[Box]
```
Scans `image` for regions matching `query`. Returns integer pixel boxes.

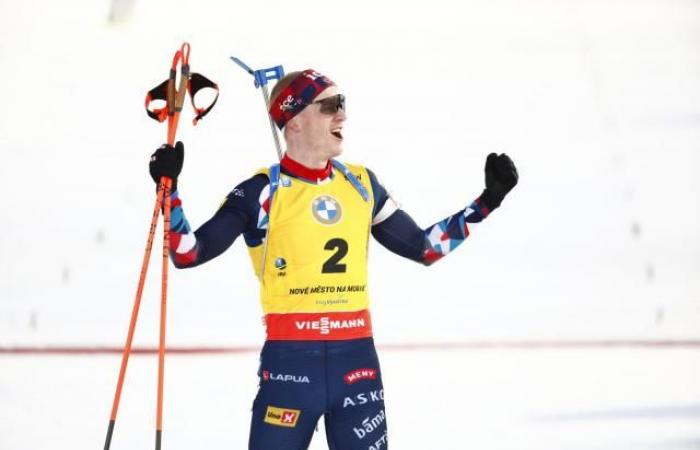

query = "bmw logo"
[312,195,342,225]
[274,257,287,270]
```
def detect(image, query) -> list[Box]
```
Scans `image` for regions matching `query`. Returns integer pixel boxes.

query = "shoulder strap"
[331,160,370,202]
[268,163,281,201]
[258,163,281,280]
[267,161,369,213]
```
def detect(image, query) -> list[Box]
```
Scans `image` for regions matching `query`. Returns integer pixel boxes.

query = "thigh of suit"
[324,340,388,450]
[249,341,326,450]
[248,339,388,450]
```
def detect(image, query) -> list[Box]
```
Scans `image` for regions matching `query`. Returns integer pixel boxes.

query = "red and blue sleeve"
[367,170,493,266]
[168,174,269,268]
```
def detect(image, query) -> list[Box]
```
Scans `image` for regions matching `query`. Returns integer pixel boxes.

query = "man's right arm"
[149,142,270,268]
[168,174,269,268]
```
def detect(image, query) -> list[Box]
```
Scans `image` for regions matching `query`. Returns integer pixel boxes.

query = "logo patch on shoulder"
[312,195,342,225]
[264,406,301,427]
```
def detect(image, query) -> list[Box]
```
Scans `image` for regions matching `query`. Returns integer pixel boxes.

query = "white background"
[0,0,698,449]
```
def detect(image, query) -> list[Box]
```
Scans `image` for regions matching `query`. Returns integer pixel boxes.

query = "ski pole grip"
[253,66,284,88]
[230,57,284,89]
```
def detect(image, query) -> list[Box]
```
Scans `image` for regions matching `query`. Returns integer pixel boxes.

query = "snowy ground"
[2,346,699,450]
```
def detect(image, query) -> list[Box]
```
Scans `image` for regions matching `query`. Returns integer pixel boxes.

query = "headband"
[269,69,335,129]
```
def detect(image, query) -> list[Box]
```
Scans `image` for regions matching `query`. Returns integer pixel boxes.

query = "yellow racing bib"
[248,162,374,340]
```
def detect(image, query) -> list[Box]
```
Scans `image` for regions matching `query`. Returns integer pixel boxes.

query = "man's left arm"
[369,153,518,265]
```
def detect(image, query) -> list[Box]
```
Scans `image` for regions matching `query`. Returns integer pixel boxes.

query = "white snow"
[0,0,699,448]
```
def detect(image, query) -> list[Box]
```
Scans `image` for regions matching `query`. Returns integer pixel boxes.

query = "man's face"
[292,86,346,159]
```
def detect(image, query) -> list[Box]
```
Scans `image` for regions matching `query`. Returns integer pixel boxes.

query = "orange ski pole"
[104,183,165,450]
[103,42,191,450]
[156,42,190,450]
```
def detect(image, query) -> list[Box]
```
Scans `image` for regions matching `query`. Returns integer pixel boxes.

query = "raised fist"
[481,152,518,210]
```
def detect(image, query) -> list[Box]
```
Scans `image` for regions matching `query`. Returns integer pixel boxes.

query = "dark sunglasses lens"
[337,94,345,111]
[319,94,345,114]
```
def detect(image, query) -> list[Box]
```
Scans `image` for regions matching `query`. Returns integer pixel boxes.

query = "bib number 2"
[322,238,348,273]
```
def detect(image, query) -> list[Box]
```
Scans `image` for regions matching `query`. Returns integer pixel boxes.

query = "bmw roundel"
[274,257,287,270]
[311,195,342,225]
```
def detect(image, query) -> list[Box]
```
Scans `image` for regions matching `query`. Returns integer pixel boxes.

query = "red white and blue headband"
[269,69,335,129]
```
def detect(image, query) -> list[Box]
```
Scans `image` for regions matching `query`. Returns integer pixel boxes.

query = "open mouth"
[331,128,343,140]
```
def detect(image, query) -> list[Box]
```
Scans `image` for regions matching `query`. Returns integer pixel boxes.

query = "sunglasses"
[308,94,345,115]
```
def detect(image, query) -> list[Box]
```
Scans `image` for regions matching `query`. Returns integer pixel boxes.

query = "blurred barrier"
[3,340,700,355]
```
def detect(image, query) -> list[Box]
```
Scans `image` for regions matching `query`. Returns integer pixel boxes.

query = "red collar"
[281,154,332,181]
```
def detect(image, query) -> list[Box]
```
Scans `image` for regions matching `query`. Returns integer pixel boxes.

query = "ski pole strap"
[188,73,219,125]
[145,73,219,124]
[146,43,217,125]
[145,80,169,122]
[331,160,370,202]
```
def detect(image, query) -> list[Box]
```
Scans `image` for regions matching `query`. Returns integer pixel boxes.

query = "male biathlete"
[149,69,518,450]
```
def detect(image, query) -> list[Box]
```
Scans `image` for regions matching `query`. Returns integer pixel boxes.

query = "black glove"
[480,152,518,210]
[149,141,184,193]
